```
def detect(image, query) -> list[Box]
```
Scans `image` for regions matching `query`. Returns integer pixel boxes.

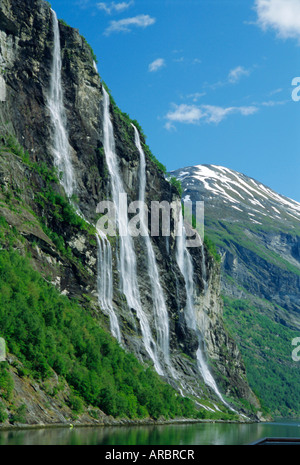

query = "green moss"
[204,236,221,263]
[168,176,183,196]
[10,404,27,424]
[59,19,71,28]
[81,36,98,64]
[0,364,14,401]
[0,401,8,423]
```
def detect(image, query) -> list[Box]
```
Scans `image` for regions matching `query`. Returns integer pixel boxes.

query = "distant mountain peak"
[171,164,300,228]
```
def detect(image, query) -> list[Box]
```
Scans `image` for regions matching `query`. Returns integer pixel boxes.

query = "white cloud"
[201,105,257,124]
[97,1,134,15]
[255,0,300,41]
[269,88,283,96]
[187,92,206,102]
[104,14,156,35]
[228,66,250,83]
[165,104,204,126]
[148,58,165,72]
[164,103,258,129]
[206,65,252,90]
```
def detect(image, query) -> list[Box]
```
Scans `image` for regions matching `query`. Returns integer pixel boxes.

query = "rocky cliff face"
[0,0,260,424]
[171,164,300,415]
[171,164,300,331]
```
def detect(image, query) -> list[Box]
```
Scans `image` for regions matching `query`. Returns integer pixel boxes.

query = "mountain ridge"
[0,0,262,426]
[171,163,300,415]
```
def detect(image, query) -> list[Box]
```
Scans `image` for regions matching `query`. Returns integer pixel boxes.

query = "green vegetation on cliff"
[102,82,167,175]
[223,295,300,417]
[0,235,196,420]
[0,137,235,422]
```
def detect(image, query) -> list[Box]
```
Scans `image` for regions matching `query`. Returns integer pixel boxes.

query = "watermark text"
[96,196,204,248]
[292,337,300,362]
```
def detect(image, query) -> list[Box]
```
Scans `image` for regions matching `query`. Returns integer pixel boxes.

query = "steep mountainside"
[0,0,261,426]
[170,164,300,416]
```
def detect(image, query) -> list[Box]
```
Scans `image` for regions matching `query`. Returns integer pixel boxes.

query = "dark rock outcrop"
[0,0,260,424]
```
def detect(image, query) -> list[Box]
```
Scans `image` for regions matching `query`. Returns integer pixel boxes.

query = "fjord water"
[1,420,299,445]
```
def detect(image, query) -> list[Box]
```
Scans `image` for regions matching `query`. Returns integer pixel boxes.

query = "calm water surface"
[0,419,299,445]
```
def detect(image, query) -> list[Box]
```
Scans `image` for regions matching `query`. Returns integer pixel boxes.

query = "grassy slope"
[204,211,300,416]
[223,294,300,417]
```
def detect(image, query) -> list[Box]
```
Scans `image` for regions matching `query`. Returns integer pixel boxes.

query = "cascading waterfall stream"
[176,210,233,409]
[47,15,236,407]
[102,88,163,376]
[132,124,171,368]
[96,232,121,343]
[48,11,121,343]
[48,9,74,198]
[93,60,98,73]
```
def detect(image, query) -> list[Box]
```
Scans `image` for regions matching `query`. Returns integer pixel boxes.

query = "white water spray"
[102,88,163,375]
[176,210,232,408]
[96,232,122,343]
[48,10,74,198]
[132,124,170,367]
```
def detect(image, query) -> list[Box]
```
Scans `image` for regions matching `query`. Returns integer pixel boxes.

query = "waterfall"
[96,232,121,343]
[48,9,74,198]
[132,124,170,367]
[0,76,6,102]
[176,210,231,408]
[102,88,163,376]
[93,60,98,73]
[47,12,121,344]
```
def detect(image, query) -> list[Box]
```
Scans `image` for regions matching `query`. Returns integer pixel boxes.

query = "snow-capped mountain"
[171,163,300,416]
[173,164,300,231]
[170,164,300,329]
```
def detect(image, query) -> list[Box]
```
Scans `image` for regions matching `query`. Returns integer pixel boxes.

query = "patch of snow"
[271,206,281,214]
[231,205,243,212]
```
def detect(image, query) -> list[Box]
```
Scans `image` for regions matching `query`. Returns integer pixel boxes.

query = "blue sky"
[50,0,300,202]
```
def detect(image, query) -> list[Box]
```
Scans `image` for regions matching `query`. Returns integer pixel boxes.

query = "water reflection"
[0,420,299,445]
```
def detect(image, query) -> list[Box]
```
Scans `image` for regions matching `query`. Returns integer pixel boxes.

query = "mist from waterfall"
[132,124,171,368]
[102,88,163,376]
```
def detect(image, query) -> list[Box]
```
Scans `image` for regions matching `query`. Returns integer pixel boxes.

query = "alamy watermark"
[96,196,204,248]
[292,337,300,362]
[291,77,300,102]
[290,81,300,361]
